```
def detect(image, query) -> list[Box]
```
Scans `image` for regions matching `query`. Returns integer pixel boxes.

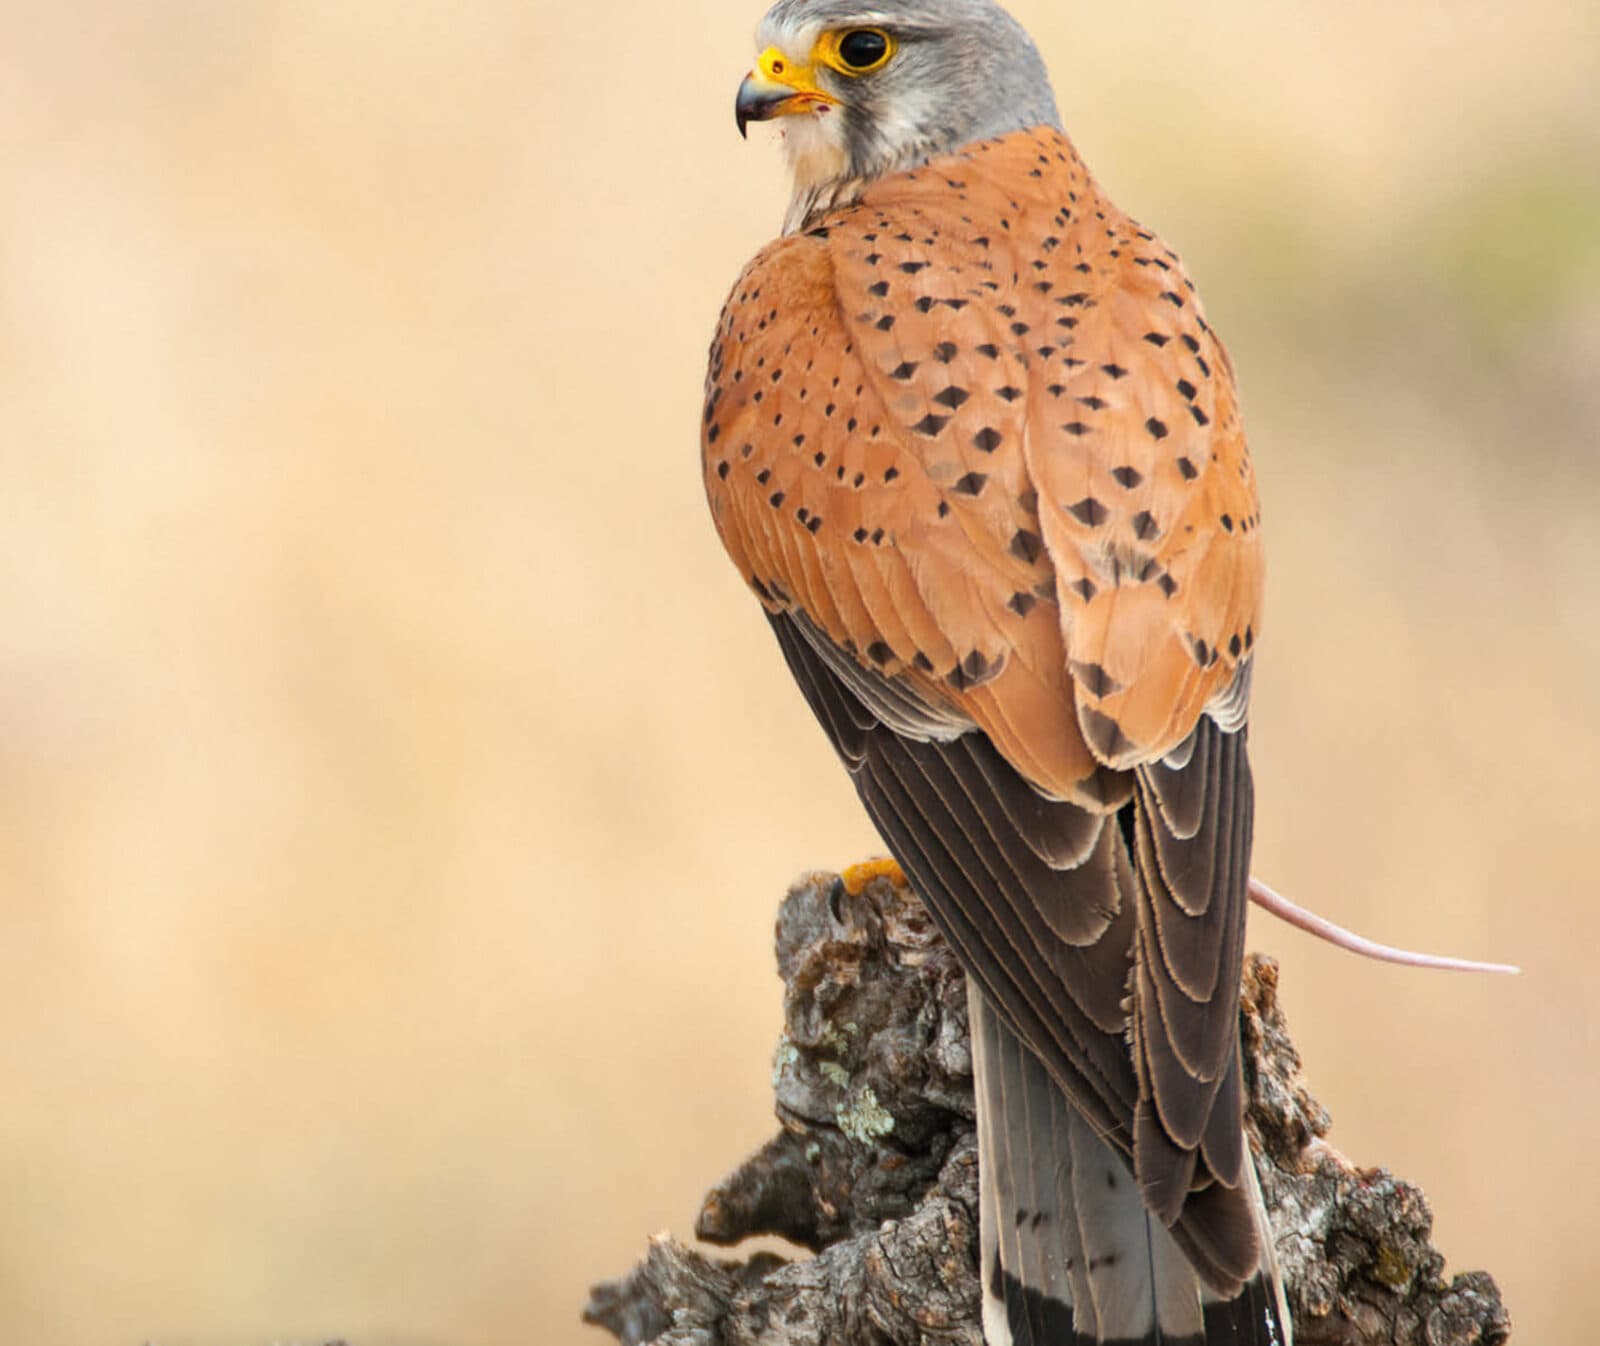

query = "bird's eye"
[834,28,892,73]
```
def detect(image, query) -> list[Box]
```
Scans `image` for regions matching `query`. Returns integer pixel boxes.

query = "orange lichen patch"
[840,856,906,895]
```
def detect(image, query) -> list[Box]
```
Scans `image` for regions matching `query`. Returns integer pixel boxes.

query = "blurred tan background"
[0,1,1595,1342]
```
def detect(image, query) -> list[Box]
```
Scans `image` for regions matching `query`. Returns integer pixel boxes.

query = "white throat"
[779,114,860,234]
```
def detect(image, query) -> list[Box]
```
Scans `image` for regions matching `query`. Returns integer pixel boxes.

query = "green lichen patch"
[771,1034,800,1090]
[835,1085,895,1144]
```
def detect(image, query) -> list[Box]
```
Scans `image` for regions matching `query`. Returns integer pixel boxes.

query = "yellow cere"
[755,45,826,94]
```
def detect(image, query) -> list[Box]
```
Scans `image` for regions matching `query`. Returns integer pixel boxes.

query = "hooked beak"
[735,47,838,138]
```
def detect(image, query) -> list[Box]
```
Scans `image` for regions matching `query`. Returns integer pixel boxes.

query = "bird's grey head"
[735,0,1060,232]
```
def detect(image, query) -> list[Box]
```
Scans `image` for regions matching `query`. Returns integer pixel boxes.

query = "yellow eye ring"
[815,27,895,76]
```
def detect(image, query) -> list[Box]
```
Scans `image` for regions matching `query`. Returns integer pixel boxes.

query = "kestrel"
[703,2,1289,1343]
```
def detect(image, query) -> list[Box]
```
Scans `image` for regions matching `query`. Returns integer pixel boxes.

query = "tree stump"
[584,869,1511,1346]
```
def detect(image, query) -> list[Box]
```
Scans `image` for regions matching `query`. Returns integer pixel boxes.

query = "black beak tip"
[735,78,771,139]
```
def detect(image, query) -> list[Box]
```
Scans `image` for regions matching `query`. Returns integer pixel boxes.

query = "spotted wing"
[703,196,1120,816]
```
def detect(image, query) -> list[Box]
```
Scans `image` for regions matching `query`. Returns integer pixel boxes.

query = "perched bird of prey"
[702,2,1289,1343]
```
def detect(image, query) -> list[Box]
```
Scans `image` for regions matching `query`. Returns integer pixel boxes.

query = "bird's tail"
[970,987,1291,1346]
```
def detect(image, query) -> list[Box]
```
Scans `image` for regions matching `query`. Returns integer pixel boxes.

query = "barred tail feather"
[971,986,1290,1346]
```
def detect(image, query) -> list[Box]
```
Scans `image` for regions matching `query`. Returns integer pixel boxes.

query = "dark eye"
[836,28,890,72]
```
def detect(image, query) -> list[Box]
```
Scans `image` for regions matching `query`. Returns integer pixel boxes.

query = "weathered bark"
[584,870,1511,1346]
